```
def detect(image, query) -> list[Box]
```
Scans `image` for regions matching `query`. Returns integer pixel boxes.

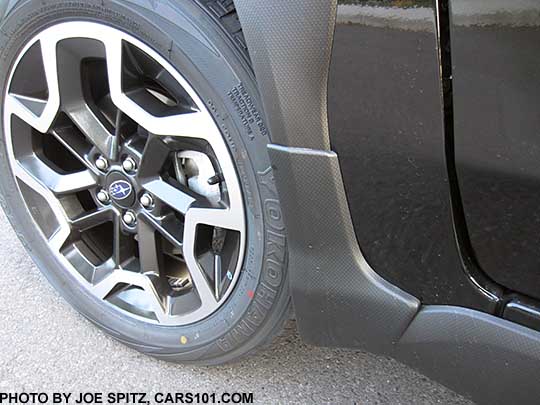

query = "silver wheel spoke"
[91,270,169,323]
[92,258,116,285]
[11,157,71,254]
[138,110,217,139]
[5,36,61,134]
[10,95,47,117]
[92,271,167,319]
[187,207,244,232]
[105,36,218,141]
[92,271,128,299]
[48,227,71,253]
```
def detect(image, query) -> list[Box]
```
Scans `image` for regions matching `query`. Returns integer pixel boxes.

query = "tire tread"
[198,0,248,55]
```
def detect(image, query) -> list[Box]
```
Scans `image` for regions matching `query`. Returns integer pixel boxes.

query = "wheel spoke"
[105,36,217,140]
[66,104,117,160]
[137,216,162,276]
[11,155,71,254]
[144,111,217,139]
[92,258,116,285]
[142,179,198,215]
[49,121,96,172]
[111,89,221,141]
[113,216,133,268]
[5,93,55,136]
[6,38,61,134]
[18,157,97,195]
[181,206,242,308]
[10,95,47,117]
[91,270,145,299]
[187,206,244,232]
[54,36,117,159]
[137,135,171,179]
[91,270,168,321]
[139,212,183,254]
[91,271,124,299]
[48,226,71,253]
[182,216,219,309]
[38,35,62,129]
[69,208,114,231]
[185,257,218,309]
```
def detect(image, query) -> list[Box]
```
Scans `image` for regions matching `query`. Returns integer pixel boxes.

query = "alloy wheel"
[3,22,246,325]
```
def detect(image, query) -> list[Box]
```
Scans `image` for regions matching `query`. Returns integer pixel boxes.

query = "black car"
[0,0,538,403]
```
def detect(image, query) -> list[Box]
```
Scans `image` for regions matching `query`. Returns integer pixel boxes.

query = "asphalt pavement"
[0,210,472,404]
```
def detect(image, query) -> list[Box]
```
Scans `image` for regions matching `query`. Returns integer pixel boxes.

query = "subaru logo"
[109,180,132,200]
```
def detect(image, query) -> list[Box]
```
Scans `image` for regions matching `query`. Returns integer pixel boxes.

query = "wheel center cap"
[110,180,132,200]
[106,172,136,208]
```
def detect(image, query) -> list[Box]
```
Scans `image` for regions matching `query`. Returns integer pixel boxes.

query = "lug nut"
[140,193,154,209]
[122,157,137,173]
[122,211,137,226]
[96,190,110,204]
[95,156,109,171]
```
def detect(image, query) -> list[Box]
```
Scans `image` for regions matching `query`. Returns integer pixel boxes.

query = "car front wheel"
[0,0,289,364]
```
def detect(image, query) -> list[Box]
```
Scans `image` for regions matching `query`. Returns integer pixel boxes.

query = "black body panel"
[328,3,495,310]
[450,0,540,300]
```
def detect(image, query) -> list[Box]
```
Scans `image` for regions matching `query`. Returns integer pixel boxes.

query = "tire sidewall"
[0,0,288,363]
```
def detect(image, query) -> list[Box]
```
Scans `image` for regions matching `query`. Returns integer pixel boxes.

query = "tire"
[0,0,289,364]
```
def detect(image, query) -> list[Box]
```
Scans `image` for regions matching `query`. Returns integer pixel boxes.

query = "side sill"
[395,306,540,405]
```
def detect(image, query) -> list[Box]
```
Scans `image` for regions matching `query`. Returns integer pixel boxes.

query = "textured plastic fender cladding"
[234,0,336,150]
[395,306,540,404]
[234,0,420,349]
[268,145,420,351]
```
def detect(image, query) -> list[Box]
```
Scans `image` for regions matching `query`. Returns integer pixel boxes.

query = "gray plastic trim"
[235,0,420,351]
[268,144,420,351]
[395,306,540,404]
[234,0,337,150]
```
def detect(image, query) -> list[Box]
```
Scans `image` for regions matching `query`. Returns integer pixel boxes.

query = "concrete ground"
[0,210,472,404]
